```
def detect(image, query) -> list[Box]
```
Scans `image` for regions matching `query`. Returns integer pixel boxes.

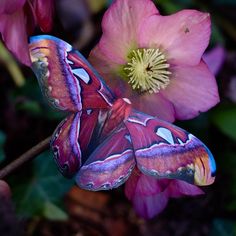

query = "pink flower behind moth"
[0,0,54,65]
[125,169,204,219]
[89,0,220,122]
[29,35,216,219]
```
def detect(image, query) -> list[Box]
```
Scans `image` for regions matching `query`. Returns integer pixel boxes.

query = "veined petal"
[139,10,211,66]
[130,91,175,122]
[161,60,220,120]
[35,0,54,32]
[125,173,169,219]
[89,45,121,82]
[89,46,176,121]
[167,180,204,198]
[0,0,26,14]
[98,0,158,64]
[0,10,31,65]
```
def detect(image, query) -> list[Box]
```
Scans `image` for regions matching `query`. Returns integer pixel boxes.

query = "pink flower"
[89,0,220,122]
[0,0,54,65]
[125,169,203,219]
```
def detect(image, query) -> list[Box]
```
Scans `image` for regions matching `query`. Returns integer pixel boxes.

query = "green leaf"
[0,130,6,163]
[211,22,225,45]
[16,100,42,116]
[227,200,236,212]
[11,78,65,121]
[211,106,236,141]
[156,0,183,13]
[43,202,68,221]
[11,150,73,219]
[156,0,195,13]
[217,152,236,211]
[210,219,236,236]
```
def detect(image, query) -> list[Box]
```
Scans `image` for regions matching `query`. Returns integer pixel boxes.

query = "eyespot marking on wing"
[156,127,174,144]
[86,109,93,115]
[125,134,132,143]
[72,68,90,84]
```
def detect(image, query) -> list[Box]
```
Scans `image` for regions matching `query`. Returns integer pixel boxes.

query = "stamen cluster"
[124,48,171,93]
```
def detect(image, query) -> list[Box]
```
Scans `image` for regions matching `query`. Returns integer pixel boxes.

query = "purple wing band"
[76,126,135,190]
[29,35,116,112]
[29,36,82,112]
[125,110,216,186]
[51,113,81,177]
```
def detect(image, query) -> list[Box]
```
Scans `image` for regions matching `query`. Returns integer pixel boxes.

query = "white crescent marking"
[156,127,175,144]
[72,68,90,84]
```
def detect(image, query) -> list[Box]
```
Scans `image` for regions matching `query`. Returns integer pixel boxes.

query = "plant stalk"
[0,136,51,179]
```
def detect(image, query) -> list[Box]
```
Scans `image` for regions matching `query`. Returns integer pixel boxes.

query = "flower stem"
[0,136,51,179]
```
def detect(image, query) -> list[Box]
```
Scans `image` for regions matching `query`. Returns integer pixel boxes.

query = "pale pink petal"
[0,0,26,14]
[89,46,131,100]
[89,45,121,82]
[35,0,54,32]
[0,10,31,65]
[139,10,211,66]
[131,92,175,122]
[203,46,225,75]
[89,46,176,121]
[98,0,158,64]
[167,180,204,198]
[161,60,220,120]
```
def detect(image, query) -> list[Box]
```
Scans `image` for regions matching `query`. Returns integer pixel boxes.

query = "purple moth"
[29,35,216,191]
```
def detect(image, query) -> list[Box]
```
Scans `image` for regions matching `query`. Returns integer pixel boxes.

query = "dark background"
[0,0,236,235]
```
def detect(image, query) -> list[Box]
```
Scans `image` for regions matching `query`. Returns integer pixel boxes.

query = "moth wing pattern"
[125,110,216,186]
[51,113,82,177]
[29,35,115,112]
[76,124,136,191]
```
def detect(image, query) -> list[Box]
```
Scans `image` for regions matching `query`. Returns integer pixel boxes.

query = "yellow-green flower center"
[124,48,171,93]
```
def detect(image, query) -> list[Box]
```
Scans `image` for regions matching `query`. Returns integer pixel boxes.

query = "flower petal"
[167,180,204,198]
[124,170,139,201]
[89,46,176,121]
[0,0,26,14]
[0,10,31,65]
[203,46,225,75]
[89,45,121,82]
[161,60,220,120]
[125,173,170,219]
[24,0,37,34]
[139,10,211,66]
[89,45,132,100]
[133,189,169,219]
[98,0,158,64]
[35,0,54,32]
[131,92,175,122]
